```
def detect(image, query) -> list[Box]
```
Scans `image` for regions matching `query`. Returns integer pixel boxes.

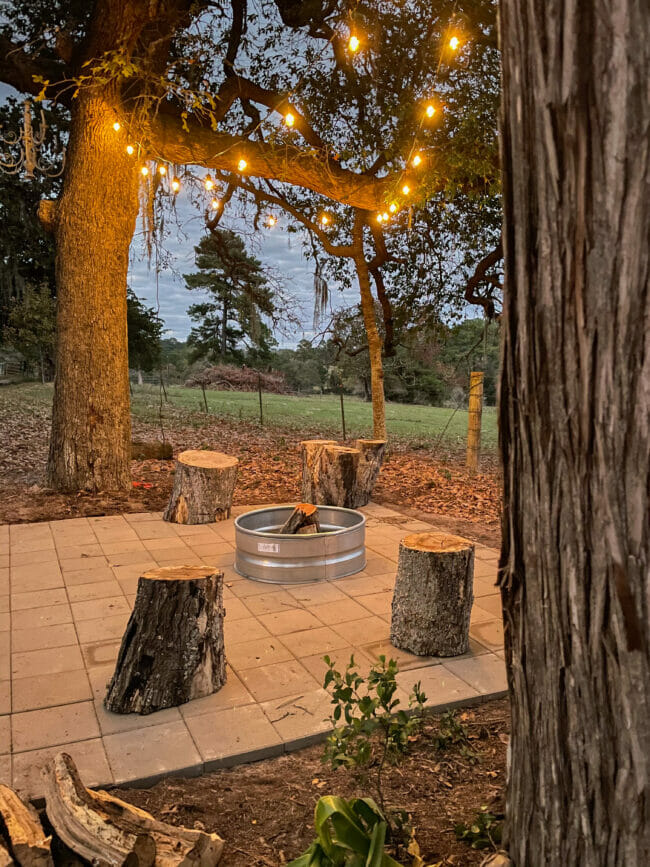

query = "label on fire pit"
[257,541,280,553]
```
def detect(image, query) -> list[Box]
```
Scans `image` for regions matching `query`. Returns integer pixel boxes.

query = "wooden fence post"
[466,371,484,473]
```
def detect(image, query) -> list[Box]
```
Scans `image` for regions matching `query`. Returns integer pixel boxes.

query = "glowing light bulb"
[402,184,410,195]
[140,165,149,177]
[382,212,389,221]
[449,36,460,50]
[320,214,330,226]
[204,175,214,190]
[376,214,383,223]
[171,177,181,192]
[348,34,360,52]
[412,153,422,167]
[389,203,397,213]
[285,112,295,127]
[237,158,247,172]
[425,104,436,118]
[113,121,121,132]
[158,164,167,176]
[267,215,277,226]
[211,197,221,210]
[126,144,134,155]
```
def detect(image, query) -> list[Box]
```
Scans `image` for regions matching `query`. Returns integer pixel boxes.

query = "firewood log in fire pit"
[280,503,321,534]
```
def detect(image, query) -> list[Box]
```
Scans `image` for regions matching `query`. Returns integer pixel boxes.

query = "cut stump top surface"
[300,439,337,447]
[401,532,473,553]
[177,449,239,469]
[325,445,360,455]
[141,565,223,582]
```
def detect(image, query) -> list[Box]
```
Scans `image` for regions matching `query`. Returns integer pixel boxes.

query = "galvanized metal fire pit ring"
[234,505,366,584]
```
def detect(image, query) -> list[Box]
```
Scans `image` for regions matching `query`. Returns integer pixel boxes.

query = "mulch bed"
[110,697,509,866]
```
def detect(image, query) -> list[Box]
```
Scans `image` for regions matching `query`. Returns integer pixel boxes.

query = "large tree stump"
[353,439,387,506]
[163,450,238,524]
[0,785,53,867]
[390,532,474,656]
[105,567,226,715]
[43,753,224,866]
[300,440,337,503]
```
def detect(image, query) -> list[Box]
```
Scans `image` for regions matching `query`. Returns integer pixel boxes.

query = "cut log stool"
[390,532,474,656]
[300,438,386,508]
[105,566,226,715]
[164,449,238,524]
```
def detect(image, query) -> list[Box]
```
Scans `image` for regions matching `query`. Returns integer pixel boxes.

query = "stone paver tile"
[107,551,159,568]
[12,644,84,679]
[363,557,397,577]
[0,596,8,614]
[186,704,282,769]
[474,578,498,598]
[123,512,164,523]
[12,604,72,630]
[67,580,124,603]
[475,594,501,619]
[222,597,250,622]
[0,633,8,680]
[188,542,234,558]
[75,613,129,645]
[361,503,402,517]
[257,609,323,636]
[336,573,395,597]
[12,669,92,713]
[10,563,63,593]
[396,666,479,708]
[10,588,68,611]
[224,616,271,646]
[10,549,59,567]
[94,700,181,735]
[154,554,204,568]
[81,640,120,669]
[0,681,10,715]
[401,520,436,531]
[474,560,498,581]
[262,689,333,748]
[63,567,117,587]
[333,616,390,646]
[287,583,349,605]
[470,604,496,625]
[100,539,148,556]
[0,716,9,753]
[12,701,99,752]
[443,654,507,695]
[244,590,302,617]
[103,720,202,785]
[356,590,393,618]
[142,537,192,553]
[0,756,10,786]
[0,612,8,632]
[362,640,442,672]
[9,537,55,555]
[180,669,254,718]
[87,664,115,701]
[71,596,131,622]
[230,578,279,599]
[239,660,319,703]
[111,562,158,583]
[12,738,112,800]
[365,543,399,561]
[133,522,179,541]
[474,547,499,563]
[280,626,349,658]
[470,619,504,651]
[173,524,224,540]
[310,597,370,626]
[299,646,374,685]
[12,623,78,654]
[0,570,7,594]
[227,637,293,671]
[60,556,109,574]
[56,543,104,560]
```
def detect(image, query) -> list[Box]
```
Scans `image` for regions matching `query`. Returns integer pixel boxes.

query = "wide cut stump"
[300,438,386,508]
[390,532,474,656]
[164,449,238,524]
[105,566,226,715]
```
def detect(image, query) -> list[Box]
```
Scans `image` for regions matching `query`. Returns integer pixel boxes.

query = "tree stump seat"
[390,532,474,657]
[300,438,386,508]
[164,449,238,524]
[105,566,226,715]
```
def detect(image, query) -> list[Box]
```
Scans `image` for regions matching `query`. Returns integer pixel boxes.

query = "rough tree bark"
[353,239,387,440]
[163,450,238,524]
[353,438,386,506]
[46,92,139,492]
[499,0,649,863]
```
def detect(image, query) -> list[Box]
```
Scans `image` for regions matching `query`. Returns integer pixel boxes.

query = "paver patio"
[0,503,506,800]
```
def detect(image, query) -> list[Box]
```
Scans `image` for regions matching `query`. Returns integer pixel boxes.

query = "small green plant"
[454,806,504,850]
[322,655,426,814]
[433,710,478,762]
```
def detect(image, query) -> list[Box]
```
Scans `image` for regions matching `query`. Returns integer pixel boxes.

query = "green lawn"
[132,384,498,452]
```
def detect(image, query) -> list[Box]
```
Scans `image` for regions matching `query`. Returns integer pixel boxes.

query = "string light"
[449,36,460,50]
[211,197,221,210]
[284,112,295,127]
[412,153,422,167]
[204,174,215,190]
[382,211,389,221]
[267,214,277,226]
[402,183,410,195]
[140,165,149,177]
[171,177,181,192]
[376,214,383,223]
[158,165,167,176]
[348,34,360,52]
[237,158,248,172]
[320,213,330,226]
[112,121,121,132]
[425,103,436,118]
[126,144,134,155]
[389,203,398,213]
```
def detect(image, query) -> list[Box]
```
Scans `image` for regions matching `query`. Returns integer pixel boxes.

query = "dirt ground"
[107,697,509,866]
[0,391,500,545]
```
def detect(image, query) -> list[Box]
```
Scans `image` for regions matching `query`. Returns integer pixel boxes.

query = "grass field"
[132,384,498,452]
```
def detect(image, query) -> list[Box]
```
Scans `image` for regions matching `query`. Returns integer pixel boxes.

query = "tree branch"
[0,37,70,103]
[463,238,503,319]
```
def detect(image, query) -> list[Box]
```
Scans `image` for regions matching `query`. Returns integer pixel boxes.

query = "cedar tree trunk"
[47,93,140,491]
[499,0,650,864]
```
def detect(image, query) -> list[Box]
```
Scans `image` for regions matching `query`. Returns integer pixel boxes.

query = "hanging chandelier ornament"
[0,100,65,179]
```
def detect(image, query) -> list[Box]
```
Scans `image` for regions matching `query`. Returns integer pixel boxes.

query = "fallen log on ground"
[0,784,53,867]
[42,753,224,866]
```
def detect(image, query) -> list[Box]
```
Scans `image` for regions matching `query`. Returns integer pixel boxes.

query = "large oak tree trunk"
[499,1,650,864]
[46,92,139,492]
